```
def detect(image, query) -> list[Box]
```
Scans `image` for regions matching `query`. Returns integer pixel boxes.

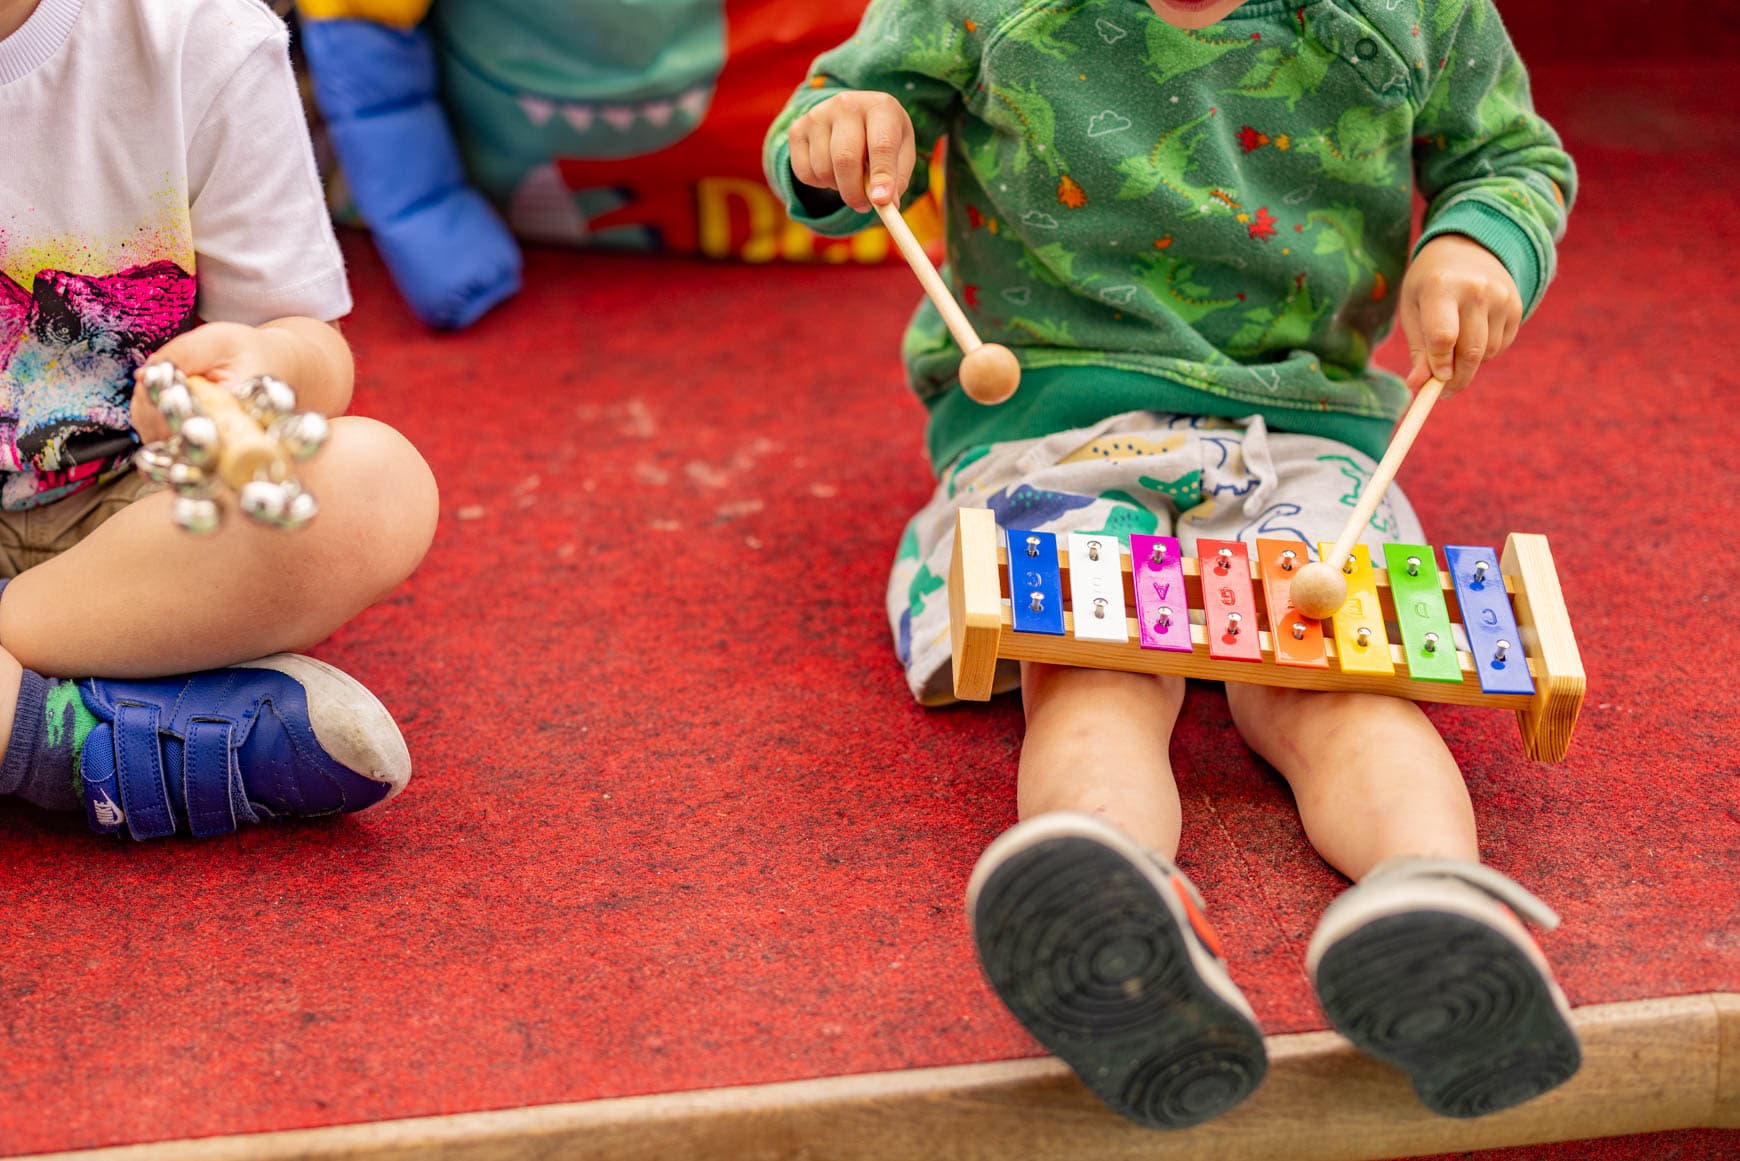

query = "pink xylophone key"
[1129,535,1191,653]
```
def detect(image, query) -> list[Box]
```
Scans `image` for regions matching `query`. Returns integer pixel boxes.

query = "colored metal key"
[1067,532,1130,643]
[1316,543,1395,676]
[1129,534,1191,653]
[1445,544,1534,695]
[1382,543,1462,684]
[1198,539,1262,663]
[1257,538,1328,669]
[1008,528,1065,636]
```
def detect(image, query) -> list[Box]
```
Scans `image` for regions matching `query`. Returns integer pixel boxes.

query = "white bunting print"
[678,87,711,120]
[519,96,555,127]
[561,105,594,133]
[1002,286,1032,305]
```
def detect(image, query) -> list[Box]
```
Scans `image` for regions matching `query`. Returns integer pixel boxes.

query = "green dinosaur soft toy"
[294,0,932,327]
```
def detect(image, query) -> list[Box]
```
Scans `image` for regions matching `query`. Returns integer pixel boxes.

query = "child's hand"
[132,322,289,443]
[1399,235,1523,397]
[787,91,917,212]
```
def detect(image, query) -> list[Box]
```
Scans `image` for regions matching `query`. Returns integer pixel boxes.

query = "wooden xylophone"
[947,507,1585,761]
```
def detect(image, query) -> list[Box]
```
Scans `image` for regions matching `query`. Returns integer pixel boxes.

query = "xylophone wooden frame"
[948,506,1585,762]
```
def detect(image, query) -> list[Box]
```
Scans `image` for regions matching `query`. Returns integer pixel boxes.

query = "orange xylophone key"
[1256,538,1328,669]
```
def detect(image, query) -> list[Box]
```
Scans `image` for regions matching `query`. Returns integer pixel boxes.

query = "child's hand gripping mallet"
[1287,377,1447,620]
[870,195,1020,405]
[133,362,329,535]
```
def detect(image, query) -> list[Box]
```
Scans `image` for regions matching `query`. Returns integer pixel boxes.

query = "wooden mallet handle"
[1324,377,1445,572]
[1288,378,1446,620]
[185,375,289,491]
[871,198,978,353]
[870,195,1020,404]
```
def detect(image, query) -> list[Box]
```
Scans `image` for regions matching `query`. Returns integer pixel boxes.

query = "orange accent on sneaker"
[1172,877,1226,960]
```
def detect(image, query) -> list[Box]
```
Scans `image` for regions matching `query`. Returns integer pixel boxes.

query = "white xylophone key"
[1067,532,1130,643]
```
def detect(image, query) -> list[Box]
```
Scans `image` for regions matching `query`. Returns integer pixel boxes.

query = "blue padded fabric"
[301,19,521,328]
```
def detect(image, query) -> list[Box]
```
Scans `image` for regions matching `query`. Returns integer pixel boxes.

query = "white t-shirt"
[0,0,349,509]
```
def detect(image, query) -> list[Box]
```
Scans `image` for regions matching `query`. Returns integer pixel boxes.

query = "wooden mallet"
[869,193,1020,405]
[1288,377,1447,620]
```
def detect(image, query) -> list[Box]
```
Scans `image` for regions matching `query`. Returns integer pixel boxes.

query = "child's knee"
[314,417,440,577]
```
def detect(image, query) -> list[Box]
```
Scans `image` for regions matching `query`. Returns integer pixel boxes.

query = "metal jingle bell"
[279,488,319,531]
[133,441,180,483]
[154,383,195,431]
[171,494,221,536]
[177,414,221,468]
[240,375,298,423]
[238,478,290,526]
[270,411,328,461]
[139,362,181,404]
[165,460,210,492]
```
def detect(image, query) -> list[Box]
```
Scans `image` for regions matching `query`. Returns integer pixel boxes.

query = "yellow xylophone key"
[1316,543,1395,676]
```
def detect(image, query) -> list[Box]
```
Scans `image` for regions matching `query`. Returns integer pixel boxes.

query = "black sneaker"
[967,812,1267,1129]
[1307,857,1582,1118]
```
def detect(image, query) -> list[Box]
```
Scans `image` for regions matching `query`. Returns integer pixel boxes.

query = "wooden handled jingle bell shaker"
[133,362,330,534]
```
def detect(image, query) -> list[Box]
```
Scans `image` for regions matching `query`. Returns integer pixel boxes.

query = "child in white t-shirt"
[0,0,439,839]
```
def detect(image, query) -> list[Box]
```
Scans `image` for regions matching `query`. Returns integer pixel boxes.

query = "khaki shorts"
[0,471,164,579]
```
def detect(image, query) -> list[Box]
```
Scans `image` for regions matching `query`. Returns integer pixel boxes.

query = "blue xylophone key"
[1007,528,1066,636]
[1445,545,1534,696]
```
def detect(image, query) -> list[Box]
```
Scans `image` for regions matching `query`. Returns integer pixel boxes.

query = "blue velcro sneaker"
[76,654,411,840]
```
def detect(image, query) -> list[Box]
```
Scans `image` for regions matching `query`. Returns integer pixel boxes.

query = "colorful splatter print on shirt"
[0,242,196,509]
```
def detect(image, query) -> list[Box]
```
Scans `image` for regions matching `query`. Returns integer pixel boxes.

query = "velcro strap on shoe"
[183,719,239,838]
[114,702,176,840]
[1379,857,1561,931]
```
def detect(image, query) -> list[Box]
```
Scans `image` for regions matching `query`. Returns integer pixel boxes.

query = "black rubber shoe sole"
[972,835,1267,1129]
[1314,909,1582,1118]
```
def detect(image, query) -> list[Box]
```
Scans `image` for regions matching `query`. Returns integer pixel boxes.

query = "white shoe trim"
[235,654,412,806]
[1306,866,1566,1019]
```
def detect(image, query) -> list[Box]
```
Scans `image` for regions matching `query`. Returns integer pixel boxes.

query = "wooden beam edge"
[1717,992,1740,1128]
[21,994,1736,1161]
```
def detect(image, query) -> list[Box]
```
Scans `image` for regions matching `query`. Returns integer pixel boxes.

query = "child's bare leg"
[1222,684,1476,878]
[969,662,1266,1129]
[1226,684,1578,1117]
[1017,662,1185,857]
[0,417,437,680]
[0,418,436,834]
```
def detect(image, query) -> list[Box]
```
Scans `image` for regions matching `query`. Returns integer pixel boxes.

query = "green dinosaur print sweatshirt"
[763,0,1574,472]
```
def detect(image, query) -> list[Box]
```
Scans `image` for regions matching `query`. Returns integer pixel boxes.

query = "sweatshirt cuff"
[766,141,876,238]
[1415,201,1545,315]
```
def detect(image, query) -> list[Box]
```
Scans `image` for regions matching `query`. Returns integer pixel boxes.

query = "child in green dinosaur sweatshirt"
[766,0,1580,1131]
